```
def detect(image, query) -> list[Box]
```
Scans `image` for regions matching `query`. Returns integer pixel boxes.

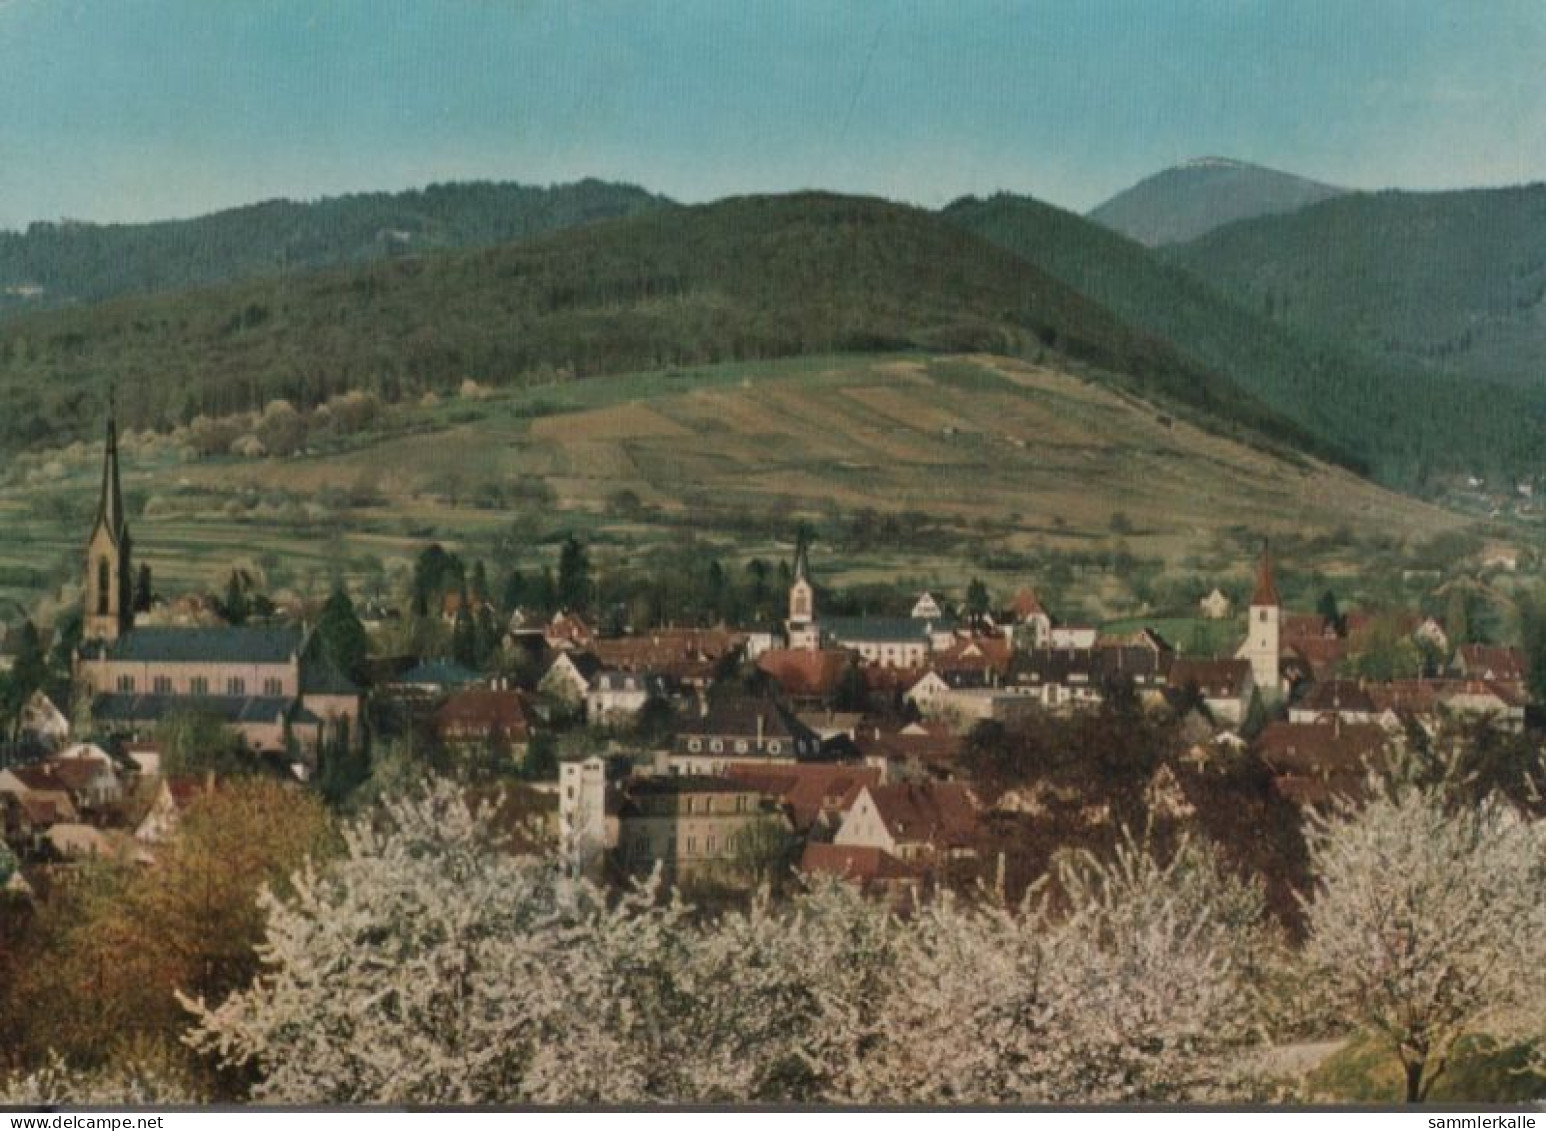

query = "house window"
[735,739,749,753]
[191,677,209,695]
[227,677,246,696]
[706,836,716,854]
[736,796,747,813]
[686,836,697,855]
[767,740,782,755]
[263,678,283,696]
[709,739,723,753]
[688,738,702,752]
[1259,610,1268,623]
[116,675,135,693]
[153,676,172,694]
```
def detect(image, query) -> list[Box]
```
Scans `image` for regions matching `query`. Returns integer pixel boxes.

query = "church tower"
[1240,539,1281,696]
[83,392,134,643]
[786,535,820,650]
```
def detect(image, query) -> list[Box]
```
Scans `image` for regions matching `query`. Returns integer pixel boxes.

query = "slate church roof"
[83,625,306,665]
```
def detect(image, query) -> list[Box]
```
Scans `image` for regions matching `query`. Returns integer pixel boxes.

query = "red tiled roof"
[725,762,879,830]
[864,782,981,847]
[1168,658,1252,697]
[756,648,854,698]
[434,688,532,739]
[1294,679,1378,715]
[1255,721,1391,775]
[1457,645,1527,682]
[593,627,745,670]
[1011,588,1048,619]
[853,724,962,769]
[1252,543,1280,607]
[800,842,921,883]
[932,636,1013,675]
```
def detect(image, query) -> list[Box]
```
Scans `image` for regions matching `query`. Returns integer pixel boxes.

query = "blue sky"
[2,0,1544,228]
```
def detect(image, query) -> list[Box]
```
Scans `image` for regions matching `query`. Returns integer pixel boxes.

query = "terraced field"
[0,353,1468,615]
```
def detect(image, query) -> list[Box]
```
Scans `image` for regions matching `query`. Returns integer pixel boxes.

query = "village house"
[833,781,983,865]
[1287,679,1380,726]
[724,761,880,838]
[432,687,533,756]
[670,697,823,773]
[1198,587,1233,620]
[1254,720,1394,807]
[538,651,603,705]
[1007,588,1052,649]
[1452,644,1528,685]
[585,669,675,726]
[18,690,70,751]
[134,775,214,844]
[853,720,963,783]
[558,755,786,885]
[1167,658,1255,725]
[592,626,745,690]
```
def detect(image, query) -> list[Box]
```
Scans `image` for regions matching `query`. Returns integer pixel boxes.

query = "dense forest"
[0,193,1331,465]
[946,192,1546,487]
[1168,184,1546,391]
[0,179,671,316]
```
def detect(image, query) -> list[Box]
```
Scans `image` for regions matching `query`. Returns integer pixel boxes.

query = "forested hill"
[1166,183,1546,393]
[0,192,1326,464]
[945,192,1546,487]
[0,179,672,317]
[1088,158,1347,247]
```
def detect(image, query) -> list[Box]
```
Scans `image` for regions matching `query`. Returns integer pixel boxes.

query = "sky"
[1,0,1545,229]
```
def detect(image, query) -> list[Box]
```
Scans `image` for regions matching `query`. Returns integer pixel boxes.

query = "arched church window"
[97,557,111,615]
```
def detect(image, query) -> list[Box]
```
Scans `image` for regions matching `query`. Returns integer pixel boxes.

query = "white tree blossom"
[0,1057,194,1106]
[183,783,1289,1105]
[180,782,696,1104]
[1299,782,1546,1102]
[870,834,1277,1104]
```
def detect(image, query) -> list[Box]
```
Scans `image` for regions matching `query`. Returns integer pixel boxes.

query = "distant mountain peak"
[1088,159,1346,246]
[1181,156,1251,170]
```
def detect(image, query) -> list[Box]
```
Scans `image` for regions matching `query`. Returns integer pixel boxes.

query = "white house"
[586,670,672,726]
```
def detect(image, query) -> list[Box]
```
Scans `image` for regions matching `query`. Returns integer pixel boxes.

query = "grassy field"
[0,352,1485,620]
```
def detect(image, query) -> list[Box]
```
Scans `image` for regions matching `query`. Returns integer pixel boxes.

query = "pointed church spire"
[95,384,127,544]
[1251,538,1280,607]
[792,528,811,583]
[84,387,134,642]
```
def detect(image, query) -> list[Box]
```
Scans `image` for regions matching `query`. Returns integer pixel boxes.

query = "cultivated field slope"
[0,354,1462,610]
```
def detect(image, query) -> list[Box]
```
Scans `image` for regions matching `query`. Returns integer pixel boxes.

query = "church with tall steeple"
[1236,539,1282,697]
[73,397,362,762]
[82,391,134,644]
[786,533,821,650]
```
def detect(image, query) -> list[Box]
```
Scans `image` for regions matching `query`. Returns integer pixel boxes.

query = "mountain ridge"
[1088,158,1348,246]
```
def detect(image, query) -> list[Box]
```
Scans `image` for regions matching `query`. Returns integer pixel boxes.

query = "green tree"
[557,535,590,611]
[965,577,991,622]
[223,571,251,626]
[1519,585,1546,706]
[1317,589,1346,636]
[133,563,154,614]
[156,711,256,777]
[316,582,368,682]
